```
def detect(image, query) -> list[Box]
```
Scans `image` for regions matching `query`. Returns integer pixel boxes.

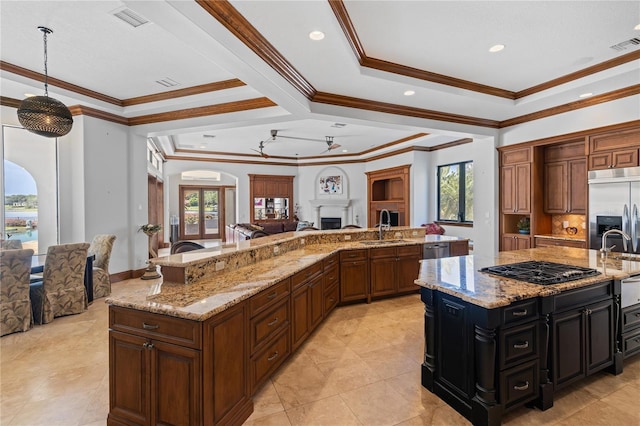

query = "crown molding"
[0,96,21,109]
[68,105,129,125]
[122,79,246,106]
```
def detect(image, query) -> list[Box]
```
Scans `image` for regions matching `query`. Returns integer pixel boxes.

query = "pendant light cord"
[38,26,53,97]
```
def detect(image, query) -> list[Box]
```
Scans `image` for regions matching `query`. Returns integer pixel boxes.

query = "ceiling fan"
[250,140,270,158]
[270,130,341,154]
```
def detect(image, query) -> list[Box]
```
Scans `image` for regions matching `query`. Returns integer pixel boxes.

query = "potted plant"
[517,217,530,235]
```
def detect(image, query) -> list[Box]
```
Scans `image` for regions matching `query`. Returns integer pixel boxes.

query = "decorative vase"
[141,229,161,280]
[518,229,529,234]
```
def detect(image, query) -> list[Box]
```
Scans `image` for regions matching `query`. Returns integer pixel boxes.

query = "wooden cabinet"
[109,305,251,426]
[501,163,531,214]
[370,245,421,297]
[323,254,339,317]
[339,250,369,302]
[621,303,640,359]
[544,141,587,214]
[366,165,410,227]
[291,264,323,351]
[588,128,640,170]
[550,282,616,390]
[502,234,532,251]
[248,174,294,223]
[448,240,470,257]
[534,237,586,249]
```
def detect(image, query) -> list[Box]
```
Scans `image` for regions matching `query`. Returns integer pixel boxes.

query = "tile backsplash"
[551,214,587,237]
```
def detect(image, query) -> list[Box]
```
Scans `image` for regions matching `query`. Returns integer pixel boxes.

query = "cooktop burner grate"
[480,260,600,285]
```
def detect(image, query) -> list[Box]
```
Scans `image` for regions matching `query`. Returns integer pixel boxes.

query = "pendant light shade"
[17,26,73,138]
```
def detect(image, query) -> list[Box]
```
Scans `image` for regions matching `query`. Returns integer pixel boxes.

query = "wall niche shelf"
[366,165,410,227]
[249,174,294,224]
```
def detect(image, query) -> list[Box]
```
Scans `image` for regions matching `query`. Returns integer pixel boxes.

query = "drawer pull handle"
[143,323,159,330]
[267,351,279,361]
[512,309,528,317]
[266,291,278,299]
[348,254,357,258]
[329,298,335,302]
[513,381,529,391]
[513,341,529,349]
[635,313,640,317]
[268,317,279,326]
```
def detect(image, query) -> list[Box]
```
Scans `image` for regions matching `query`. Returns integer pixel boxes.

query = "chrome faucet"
[378,209,391,240]
[600,229,631,258]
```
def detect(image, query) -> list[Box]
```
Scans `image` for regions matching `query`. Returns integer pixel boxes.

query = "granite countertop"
[416,247,640,309]
[107,230,471,321]
[533,233,587,242]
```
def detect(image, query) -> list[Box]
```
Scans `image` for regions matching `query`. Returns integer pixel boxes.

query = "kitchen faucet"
[600,229,631,258]
[379,209,391,240]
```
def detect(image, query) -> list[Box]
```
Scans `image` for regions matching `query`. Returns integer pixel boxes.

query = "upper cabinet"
[544,140,587,214]
[500,147,532,214]
[249,174,294,223]
[366,165,411,227]
[588,128,640,170]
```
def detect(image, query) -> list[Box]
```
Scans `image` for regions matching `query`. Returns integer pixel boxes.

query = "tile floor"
[1,279,639,425]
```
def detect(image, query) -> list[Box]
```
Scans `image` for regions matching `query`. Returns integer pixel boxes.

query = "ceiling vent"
[331,123,347,128]
[111,7,149,28]
[610,38,640,52]
[156,77,179,88]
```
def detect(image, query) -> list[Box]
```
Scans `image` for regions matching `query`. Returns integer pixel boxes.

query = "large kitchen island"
[416,247,640,426]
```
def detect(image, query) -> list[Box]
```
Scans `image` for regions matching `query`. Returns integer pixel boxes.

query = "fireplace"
[320,217,342,230]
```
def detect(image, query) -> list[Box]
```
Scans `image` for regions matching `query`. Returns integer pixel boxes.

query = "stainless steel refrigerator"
[588,166,640,253]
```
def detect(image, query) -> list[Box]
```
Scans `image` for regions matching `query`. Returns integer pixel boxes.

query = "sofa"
[226,221,299,242]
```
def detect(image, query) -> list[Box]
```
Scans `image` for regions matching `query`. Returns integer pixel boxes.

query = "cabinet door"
[568,159,587,213]
[514,163,531,214]
[397,254,421,293]
[588,152,612,170]
[109,331,151,425]
[552,309,585,389]
[612,148,639,168]
[515,235,531,250]
[544,162,567,213]
[291,285,310,351]
[151,341,201,426]
[586,299,614,374]
[501,165,516,214]
[370,256,397,297]
[501,235,516,252]
[340,260,369,302]
[308,275,324,331]
[448,240,469,257]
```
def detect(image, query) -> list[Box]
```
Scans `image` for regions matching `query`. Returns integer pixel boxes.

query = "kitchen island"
[415,247,640,426]
[105,227,469,425]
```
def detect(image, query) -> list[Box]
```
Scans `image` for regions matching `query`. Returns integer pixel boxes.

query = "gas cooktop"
[480,261,601,285]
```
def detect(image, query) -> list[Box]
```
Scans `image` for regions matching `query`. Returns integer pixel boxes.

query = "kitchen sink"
[359,239,407,245]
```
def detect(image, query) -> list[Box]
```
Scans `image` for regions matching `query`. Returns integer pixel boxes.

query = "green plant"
[517,217,530,232]
[139,223,162,235]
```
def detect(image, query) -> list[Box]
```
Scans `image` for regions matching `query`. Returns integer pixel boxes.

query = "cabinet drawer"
[292,262,322,289]
[500,322,538,369]
[324,263,339,287]
[323,253,339,270]
[250,299,289,354]
[554,281,613,312]
[324,283,339,314]
[397,245,421,257]
[250,328,290,393]
[503,300,538,326]
[501,147,532,165]
[534,238,586,249]
[500,360,539,410]
[249,278,290,318]
[622,328,640,358]
[369,246,396,259]
[622,304,640,333]
[109,306,201,349]
[340,249,368,262]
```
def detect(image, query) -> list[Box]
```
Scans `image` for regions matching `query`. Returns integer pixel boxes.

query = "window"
[437,161,473,223]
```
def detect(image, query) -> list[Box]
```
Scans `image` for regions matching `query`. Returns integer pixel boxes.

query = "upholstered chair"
[0,240,23,250]
[1,248,34,336]
[170,241,205,254]
[89,234,116,298]
[30,242,89,325]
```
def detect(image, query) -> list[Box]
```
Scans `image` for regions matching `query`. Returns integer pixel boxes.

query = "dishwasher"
[621,274,640,308]
[423,242,449,259]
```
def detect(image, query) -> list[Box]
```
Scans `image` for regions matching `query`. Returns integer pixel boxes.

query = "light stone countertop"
[416,247,640,309]
[107,231,470,321]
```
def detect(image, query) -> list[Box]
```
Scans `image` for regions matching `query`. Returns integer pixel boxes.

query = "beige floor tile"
[554,399,639,425]
[299,328,360,365]
[272,360,341,409]
[599,382,640,420]
[340,381,425,426]
[384,370,445,411]
[286,395,362,426]
[246,381,286,422]
[315,356,383,394]
[358,345,418,380]
[243,410,292,426]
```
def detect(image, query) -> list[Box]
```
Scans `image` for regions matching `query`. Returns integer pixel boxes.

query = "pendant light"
[17,26,73,138]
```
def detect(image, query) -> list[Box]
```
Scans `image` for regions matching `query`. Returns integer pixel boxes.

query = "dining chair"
[170,241,205,254]
[0,240,23,250]
[30,242,90,325]
[89,234,116,298]
[298,226,319,231]
[0,248,34,336]
[341,224,362,229]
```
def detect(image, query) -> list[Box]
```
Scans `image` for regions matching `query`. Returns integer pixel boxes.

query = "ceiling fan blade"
[275,134,326,143]
[250,148,270,158]
[328,143,342,150]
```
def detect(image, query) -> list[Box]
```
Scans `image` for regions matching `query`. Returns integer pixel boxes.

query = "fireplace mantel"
[309,199,351,228]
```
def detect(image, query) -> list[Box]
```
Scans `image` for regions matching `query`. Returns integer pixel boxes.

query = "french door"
[179,186,222,240]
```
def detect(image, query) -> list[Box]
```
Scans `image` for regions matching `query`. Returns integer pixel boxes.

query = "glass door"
[180,186,222,240]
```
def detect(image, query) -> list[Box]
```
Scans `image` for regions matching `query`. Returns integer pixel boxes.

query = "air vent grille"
[112,8,149,28]
[155,78,179,88]
[610,38,640,52]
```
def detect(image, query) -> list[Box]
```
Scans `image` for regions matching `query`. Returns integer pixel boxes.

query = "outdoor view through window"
[437,161,473,223]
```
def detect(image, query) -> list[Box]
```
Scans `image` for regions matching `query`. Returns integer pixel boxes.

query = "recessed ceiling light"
[342,149,348,153]
[404,90,415,96]
[635,24,640,30]
[23,93,36,98]
[309,31,325,41]
[579,92,593,98]
[489,44,505,53]
[199,145,206,149]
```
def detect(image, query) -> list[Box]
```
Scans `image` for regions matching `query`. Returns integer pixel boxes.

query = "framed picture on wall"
[319,175,342,194]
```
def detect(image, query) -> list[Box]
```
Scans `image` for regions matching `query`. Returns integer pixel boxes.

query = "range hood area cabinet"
[498,145,550,251]
[366,165,410,228]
